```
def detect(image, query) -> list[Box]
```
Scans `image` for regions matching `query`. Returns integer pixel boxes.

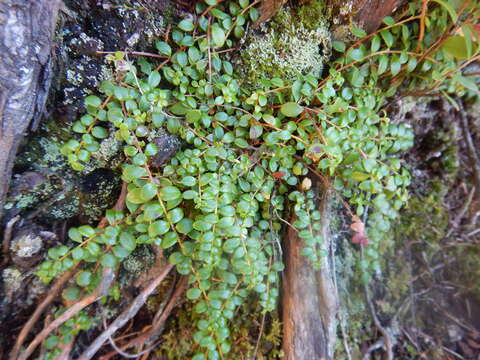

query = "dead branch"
[18,267,115,360]
[76,264,174,360]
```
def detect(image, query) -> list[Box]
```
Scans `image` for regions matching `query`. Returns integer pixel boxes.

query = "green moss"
[296,0,328,30]
[237,6,331,85]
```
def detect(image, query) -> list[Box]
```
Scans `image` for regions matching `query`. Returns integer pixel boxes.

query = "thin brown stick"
[9,267,77,360]
[417,0,429,52]
[18,267,115,360]
[2,215,19,266]
[77,264,174,360]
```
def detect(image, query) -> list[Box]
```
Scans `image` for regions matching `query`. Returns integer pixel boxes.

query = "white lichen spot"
[10,233,43,258]
[2,267,23,299]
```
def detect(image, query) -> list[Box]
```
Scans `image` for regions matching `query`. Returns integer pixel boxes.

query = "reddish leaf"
[352,232,369,245]
[272,171,286,179]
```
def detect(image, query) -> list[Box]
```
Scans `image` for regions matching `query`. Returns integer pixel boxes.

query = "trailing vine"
[33,0,479,358]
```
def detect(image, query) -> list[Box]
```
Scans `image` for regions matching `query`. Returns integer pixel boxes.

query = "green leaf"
[144,143,158,156]
[442,35,469,59]
[382,16,395,26]
[178,19,194,32]
[148,71,161,88]
[176,218,193,234]
[371,35,381,52]
[91,126,108,139]
[187,288,202,300]
[181,176,197,187]
[119,232,136,251]
[211,23,226,47]
[348,48,364,62]
[85,95,102,108]
[101,253,117,268]
[351,172,370,181]
[149,220,170,236]
[351,27,367,38]
[280,102,303,117]
[186,109,202,123]
[390,56,401,76]
[69,228,83,242]
[78,225,96,237]
[168,207,184,223]
[160,186,181,201]
[378,55,389,75]
[72,247,85,260]
[380,30,394,48]
[156,41,172,56]
[76,271,92,286]
[141,183,158,201]
[63,286,81,301]
[162,232,178,248]
[332,41,346,52]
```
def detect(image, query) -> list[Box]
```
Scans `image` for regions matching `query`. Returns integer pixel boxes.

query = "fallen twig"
[18,267,115,360]
[76,264,174,360]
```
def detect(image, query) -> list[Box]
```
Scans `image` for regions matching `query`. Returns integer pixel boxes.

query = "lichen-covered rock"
[237,5,331,85]
[151,131,182,168]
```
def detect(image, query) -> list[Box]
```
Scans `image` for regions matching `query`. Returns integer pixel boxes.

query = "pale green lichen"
[237,7,331,85]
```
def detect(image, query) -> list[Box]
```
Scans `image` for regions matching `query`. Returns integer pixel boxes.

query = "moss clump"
[238,6,331,85]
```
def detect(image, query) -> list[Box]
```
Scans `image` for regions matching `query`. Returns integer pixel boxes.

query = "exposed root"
[9,268,77,360]
[100,275,187,360]
[77,264,174,360]
[17,267,115,360]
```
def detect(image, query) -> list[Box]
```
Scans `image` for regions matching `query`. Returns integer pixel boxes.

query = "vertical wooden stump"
[282,186,338,360]
[0,0,60,216]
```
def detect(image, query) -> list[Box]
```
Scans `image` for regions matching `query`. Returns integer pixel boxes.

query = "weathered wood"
[0,0,60,217]
[282,185,338,360]
[328,0,403,33]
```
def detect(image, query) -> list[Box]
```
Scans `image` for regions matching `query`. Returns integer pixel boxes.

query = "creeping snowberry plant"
[37,0,479,358]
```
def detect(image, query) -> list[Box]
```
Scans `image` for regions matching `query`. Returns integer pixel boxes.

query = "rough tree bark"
[282,184,338,360]
[0,0,60,217]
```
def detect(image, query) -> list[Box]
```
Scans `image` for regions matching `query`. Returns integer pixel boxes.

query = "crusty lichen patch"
[237,6,331,85]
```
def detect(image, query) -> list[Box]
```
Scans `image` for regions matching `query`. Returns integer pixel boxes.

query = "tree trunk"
[0,0,60,216]
[282,185,338,360]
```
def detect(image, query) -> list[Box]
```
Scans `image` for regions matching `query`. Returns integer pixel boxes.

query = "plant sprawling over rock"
[37,0,479,358]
